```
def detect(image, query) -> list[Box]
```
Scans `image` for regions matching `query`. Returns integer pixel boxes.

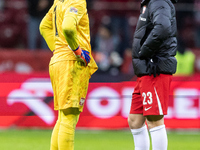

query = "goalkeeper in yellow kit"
[39,0,98,149]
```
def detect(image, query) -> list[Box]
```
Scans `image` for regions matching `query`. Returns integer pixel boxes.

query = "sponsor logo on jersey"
[70,7,78,14]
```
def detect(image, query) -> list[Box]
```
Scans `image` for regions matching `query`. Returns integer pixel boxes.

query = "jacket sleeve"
[139,1,172,58]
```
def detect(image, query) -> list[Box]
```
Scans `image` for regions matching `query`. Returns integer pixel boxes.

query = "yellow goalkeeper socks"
[50,108,80,150]
[50,111,61,150]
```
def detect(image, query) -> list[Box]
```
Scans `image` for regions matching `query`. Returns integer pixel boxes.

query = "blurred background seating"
[0,0,200,79]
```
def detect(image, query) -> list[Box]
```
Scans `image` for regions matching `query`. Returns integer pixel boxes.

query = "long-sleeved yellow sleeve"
[62,16,79,50]
[40,14,55,51]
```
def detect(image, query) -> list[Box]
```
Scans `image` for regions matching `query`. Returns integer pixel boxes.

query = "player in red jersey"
[128,0,178,150]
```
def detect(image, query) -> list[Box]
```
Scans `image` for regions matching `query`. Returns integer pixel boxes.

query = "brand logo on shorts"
[145,106,152,111]
[79,98,85,106]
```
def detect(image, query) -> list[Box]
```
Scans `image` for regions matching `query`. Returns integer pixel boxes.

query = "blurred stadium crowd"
[0,0,200,78]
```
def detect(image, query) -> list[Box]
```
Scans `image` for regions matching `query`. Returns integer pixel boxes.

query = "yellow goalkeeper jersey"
[40,0,97,76]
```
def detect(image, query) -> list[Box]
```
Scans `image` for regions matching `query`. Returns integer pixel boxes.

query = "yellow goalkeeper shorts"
[49,60,90,112]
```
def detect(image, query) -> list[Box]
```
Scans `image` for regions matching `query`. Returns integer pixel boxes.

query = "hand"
[146,58,160,77]
[73,46,91,66]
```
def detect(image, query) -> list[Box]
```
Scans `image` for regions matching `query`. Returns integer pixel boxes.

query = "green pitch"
[0,129,200,150]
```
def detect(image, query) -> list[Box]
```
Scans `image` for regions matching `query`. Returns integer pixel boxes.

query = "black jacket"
[132,0,178,76]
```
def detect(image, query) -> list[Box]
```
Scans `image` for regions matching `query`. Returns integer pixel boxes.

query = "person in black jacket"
[128,0,178,150]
